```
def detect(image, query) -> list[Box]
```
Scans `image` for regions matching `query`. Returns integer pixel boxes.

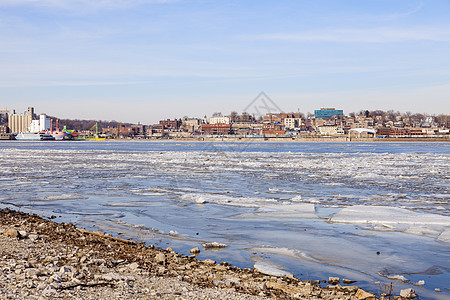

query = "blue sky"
[1,0,449,123]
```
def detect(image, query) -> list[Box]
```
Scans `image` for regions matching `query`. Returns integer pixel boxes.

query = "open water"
[0,141,449,299]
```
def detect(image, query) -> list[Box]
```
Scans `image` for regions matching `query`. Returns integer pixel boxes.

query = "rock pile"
[0,209,409,299]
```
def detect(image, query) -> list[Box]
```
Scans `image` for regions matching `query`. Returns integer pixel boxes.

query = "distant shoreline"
[103,137,450,142]
[169,137,450,142]
[2,136,449,143]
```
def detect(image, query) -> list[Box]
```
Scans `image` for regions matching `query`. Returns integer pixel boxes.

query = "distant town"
[0,106,449,140]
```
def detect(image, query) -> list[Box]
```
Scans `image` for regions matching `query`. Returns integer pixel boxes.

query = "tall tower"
[27,107,35,129]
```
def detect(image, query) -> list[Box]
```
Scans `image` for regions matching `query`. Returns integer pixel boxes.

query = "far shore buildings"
[1,105,449,139]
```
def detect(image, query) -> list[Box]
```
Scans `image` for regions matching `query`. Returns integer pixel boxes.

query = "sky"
[1,0,450,123]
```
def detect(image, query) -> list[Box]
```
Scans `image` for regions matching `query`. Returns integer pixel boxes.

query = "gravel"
[1,209,376,299]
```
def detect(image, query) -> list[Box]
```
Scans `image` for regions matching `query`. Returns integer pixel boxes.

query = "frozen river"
[1,141,449,298]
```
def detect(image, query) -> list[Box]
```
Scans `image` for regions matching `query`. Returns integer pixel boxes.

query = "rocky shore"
[0,209,416,299]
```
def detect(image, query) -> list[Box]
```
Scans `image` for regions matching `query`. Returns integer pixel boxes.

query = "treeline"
[49,117,131,131]
[351,110,449,126]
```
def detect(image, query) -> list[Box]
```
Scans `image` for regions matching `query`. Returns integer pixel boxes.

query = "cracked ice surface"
[0,141,449,297]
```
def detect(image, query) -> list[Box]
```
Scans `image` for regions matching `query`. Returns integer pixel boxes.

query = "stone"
[155,253,166,264]
[59,265,72,274]
[43,285,56,296]
[50,274,62,282]
[265,281,312,296]
[157,266,166,275]
[18,230,29,238]
[342,278,357,284]
[400,288,417,298]
[203,259,216,265]
[202,242,228,249]
[328,277,340,285]
[101,272,121,281]
[213,280,225,286]
[190,247,200,255]
[50,282,62,289]
[128,262,139,270]
[26,268,39,278]
[342,285,359,293]
[37,283,47,290]
[355,288,376,300]
[3,228,19,238]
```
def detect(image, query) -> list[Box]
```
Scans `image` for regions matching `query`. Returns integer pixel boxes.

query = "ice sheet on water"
[130,188,169,196]
[330,205,450,241]
[179,193,278,207]
[249,246,318,262]
[252,257,294,277]
[254,203,318,219]
[43,194,86,201]
[106,202,151,207]
[386,274,409,282]
[268,188,300,194]
[437,228,450,243]
[291,195,302,202]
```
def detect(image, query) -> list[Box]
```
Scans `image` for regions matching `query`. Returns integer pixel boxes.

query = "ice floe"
[179,193,277,207]
[330,205,450,241]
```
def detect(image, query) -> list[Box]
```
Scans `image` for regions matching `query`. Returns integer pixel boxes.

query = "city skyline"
[1,0,450,123]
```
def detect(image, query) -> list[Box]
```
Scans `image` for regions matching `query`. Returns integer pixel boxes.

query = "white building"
[209,116,231,124]
[29,115,51,133]
[284,117,302,130]
[317,126,345,135]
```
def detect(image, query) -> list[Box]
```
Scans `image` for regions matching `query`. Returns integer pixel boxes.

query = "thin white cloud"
[360,1,424,21]
[241,27,450,43]
[390,1,424,19]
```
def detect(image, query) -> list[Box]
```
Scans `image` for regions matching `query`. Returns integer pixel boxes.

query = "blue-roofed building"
[314,108,344,119]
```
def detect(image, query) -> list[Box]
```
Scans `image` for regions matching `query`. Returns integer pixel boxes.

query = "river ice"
[0,141,449,298]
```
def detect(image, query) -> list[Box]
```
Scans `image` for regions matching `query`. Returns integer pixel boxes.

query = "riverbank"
[2,135,449,142]
[118,136,450,142]
[169,137,450,142]
[0,208,397,300]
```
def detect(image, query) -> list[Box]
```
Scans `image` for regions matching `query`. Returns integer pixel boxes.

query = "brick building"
[102,127,119,137]
[262,123,285,135]
[159,119,178,130]
[263,113,283,124]
[202,123,232,135]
